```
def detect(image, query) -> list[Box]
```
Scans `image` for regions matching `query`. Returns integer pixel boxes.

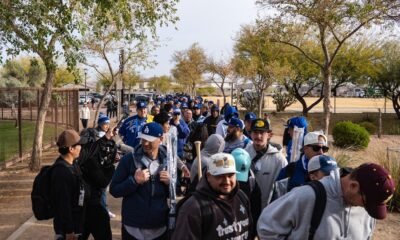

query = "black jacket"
[173,175,253,239]
[51,157,84,235]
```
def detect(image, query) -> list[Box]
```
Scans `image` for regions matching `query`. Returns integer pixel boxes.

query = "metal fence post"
[18,89,22,159]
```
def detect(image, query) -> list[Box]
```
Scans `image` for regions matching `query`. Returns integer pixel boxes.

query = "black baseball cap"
[250,118,270,132]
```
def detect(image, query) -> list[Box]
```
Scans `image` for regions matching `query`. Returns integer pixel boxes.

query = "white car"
[79,96,90,105]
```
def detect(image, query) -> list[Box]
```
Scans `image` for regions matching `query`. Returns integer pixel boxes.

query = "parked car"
[79,96,90,105]
[133,95,149,104]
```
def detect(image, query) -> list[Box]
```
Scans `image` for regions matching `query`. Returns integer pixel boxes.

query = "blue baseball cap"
[244,112,257,121]
[227,117,244,129]
[308,155,337,175]
[137,101,147,109]
[287,116,308,129]
[224,105,239,122]
[97,114,110,125]
[137,122,163,142]
[181,102,188,109]
[194,104,202,109]
[232,148,251,182]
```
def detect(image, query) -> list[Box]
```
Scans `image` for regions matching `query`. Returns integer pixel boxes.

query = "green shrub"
[332,121,370,149]
[358,121,377,134]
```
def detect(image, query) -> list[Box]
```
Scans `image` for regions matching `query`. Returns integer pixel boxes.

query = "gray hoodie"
[245,143,287,208]
[257,168,376,239]
[190,134,225,182]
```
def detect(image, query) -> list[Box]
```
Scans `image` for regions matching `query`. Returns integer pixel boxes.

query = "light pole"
[84,68,88,101]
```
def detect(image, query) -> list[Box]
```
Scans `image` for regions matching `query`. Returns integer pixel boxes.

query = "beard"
[225,131,238,142]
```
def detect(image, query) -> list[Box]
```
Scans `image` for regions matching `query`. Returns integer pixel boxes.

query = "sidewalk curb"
[6,216,36,240]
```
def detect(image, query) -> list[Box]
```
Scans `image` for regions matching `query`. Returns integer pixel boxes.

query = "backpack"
[307,180,327,240]
[31,161,69,220]
[174,190,249,234]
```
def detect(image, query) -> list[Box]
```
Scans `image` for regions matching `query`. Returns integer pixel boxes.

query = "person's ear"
[349,180,360,193]
[159,136,164,142]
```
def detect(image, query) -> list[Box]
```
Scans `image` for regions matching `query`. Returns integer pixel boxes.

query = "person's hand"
[159,170,170,185]
[134,168,150,184]
[181,165,190,178]
[65,233,77,240]
[172,114,180,125]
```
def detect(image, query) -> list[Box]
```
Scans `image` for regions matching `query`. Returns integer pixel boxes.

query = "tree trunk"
[322,67,332,134]
[258,91,264,117]
[392,93,400,119]
[93,76,118,126]
[30,69,55,171]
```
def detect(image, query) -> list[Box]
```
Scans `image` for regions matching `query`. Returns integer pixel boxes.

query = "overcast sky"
[140,0,260,78]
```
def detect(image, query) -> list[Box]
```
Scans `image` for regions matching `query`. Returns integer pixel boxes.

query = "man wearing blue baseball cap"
[223,117,252,153]
[243,112,257,139]
[192,103,205,123]
[118,101,148,148]
[203,104,221,136]
[216,104,238,138]
[110,122,171,239]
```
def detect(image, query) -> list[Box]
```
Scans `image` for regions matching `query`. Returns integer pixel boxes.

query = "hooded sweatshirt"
[245,143,287,208]
[190,134,225,182]
[172,175,253,240]
[257,168,376,239]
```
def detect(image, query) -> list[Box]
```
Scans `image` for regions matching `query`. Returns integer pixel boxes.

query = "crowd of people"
[49,94,395,240]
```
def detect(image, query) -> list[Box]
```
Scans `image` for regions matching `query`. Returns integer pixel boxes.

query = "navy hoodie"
[110,145,169,228]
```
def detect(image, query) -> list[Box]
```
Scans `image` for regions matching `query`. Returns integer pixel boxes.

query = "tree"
[277,42,323,116]
[82,24,158,125]
[257,0,400,134]
[148,75,172,94]
[272,90,297,112]
[206,57,235,104]
[372,41,400,119]
[54,68,80,87]
[233,24,288,116]
[171,43,207,96]
[0,0,178,170]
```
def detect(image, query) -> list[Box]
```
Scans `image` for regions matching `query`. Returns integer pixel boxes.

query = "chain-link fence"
[0,87,79,162]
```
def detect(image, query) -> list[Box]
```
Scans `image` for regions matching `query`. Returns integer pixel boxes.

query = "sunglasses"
[308,145,329,153]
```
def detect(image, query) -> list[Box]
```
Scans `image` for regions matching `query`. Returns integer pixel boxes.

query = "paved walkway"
[0,148,123,240]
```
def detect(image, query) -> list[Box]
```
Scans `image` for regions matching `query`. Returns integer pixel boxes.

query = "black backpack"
[174,190,249,234]
[31,161,71,220]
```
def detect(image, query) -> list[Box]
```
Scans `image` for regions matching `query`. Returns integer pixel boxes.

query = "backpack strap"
[192,192,213,235]
[307,180,327,240]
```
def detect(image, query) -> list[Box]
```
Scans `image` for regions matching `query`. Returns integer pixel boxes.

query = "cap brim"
[236,171,249,182]
[209,169,239,176]
[251,128,269,132]
[78,137,87,145]
[137,132,159,142]
[366,202,387,220]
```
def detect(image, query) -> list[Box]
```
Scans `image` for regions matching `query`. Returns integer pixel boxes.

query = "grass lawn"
[0,120,60,162]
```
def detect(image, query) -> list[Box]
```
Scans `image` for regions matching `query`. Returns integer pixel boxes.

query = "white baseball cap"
[303,131,327,146]
[308,155,337,174]
[207,153,238,176]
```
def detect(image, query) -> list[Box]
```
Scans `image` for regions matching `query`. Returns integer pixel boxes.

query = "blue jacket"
[170,118,190,159]
[276,154,309,191]
[109,145,169,229]
[119,115,147,148]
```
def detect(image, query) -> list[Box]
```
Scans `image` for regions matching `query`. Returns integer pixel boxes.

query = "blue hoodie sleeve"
[176,119,190,139]
[110,152,139,198]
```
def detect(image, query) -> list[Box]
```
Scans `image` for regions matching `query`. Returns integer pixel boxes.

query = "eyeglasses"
[309,145,329,153]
